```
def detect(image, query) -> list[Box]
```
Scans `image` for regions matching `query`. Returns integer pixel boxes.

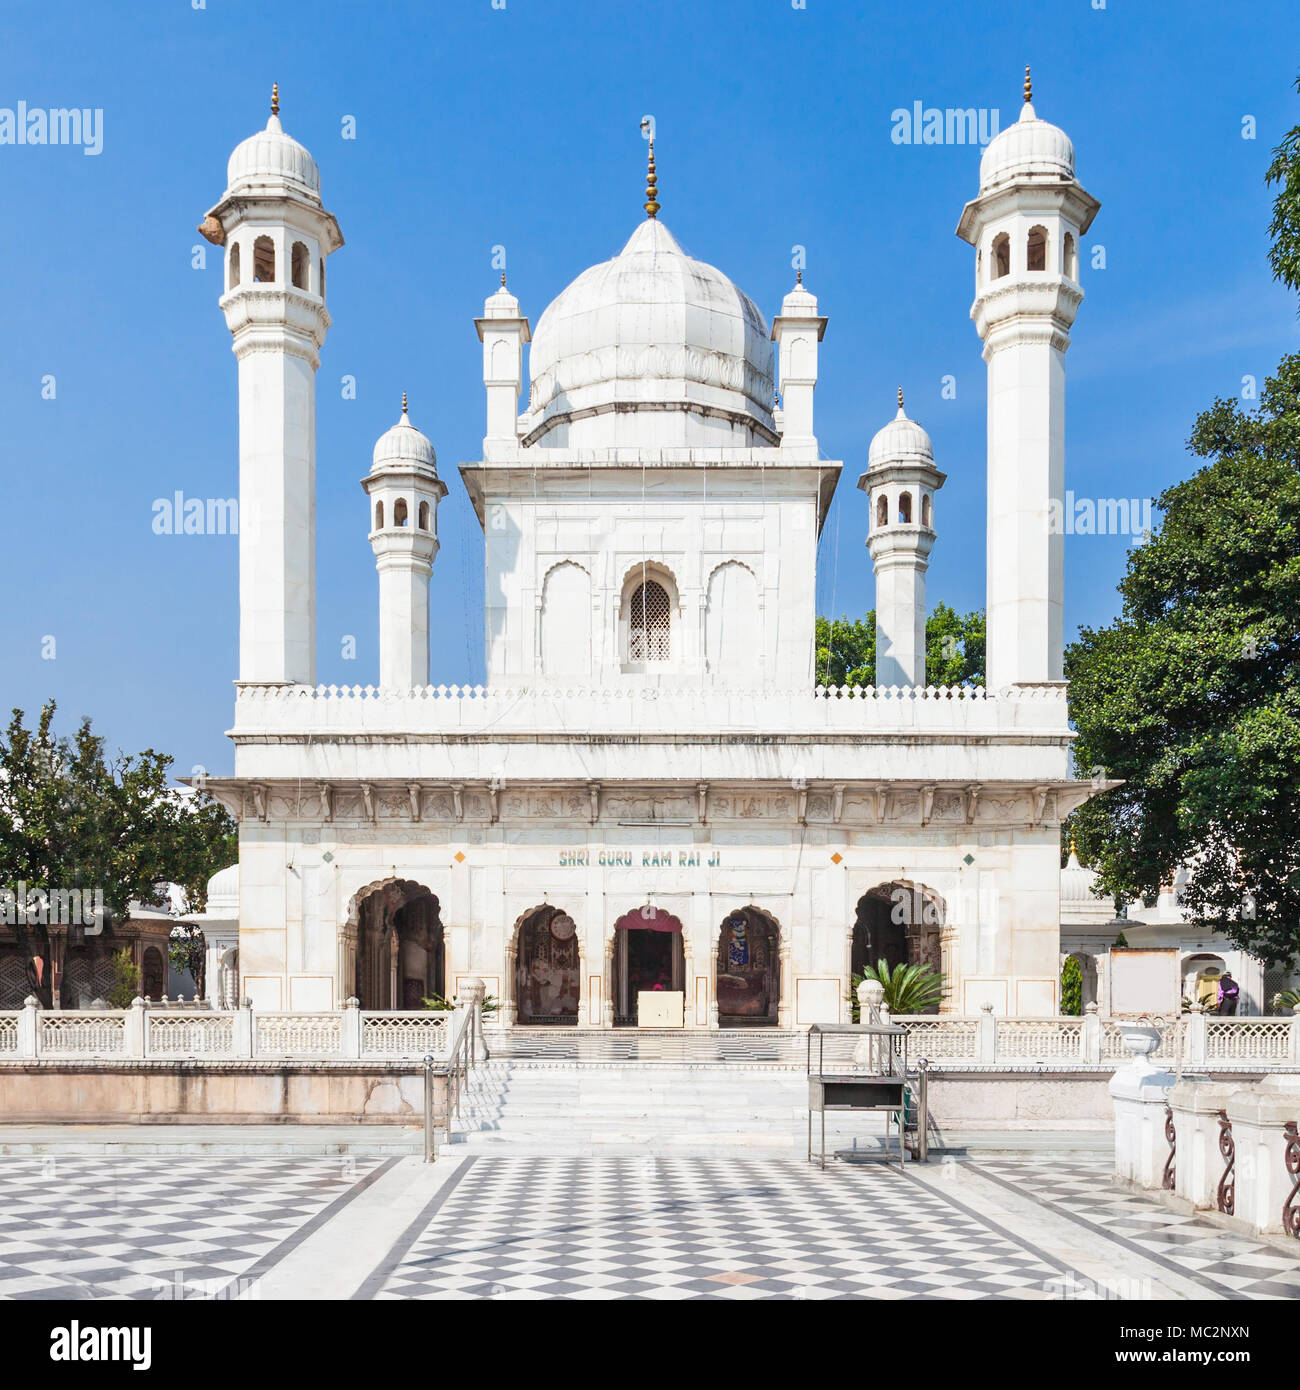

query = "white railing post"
[1290,1007,1300,1064]
[456,977,486,1060]
[341,997,362,1058]
[18,995,39,1059]
[1082,1002,1102,1063]
[233,999,254,1059]
[125,996,146,1058]
[976,1002,996,1064]
[854,979,884,1066]
[1186,1003,1208,1065]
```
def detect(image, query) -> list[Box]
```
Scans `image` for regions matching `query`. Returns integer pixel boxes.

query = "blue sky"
[1,0,1296,777]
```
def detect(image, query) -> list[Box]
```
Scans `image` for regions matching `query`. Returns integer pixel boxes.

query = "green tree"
[815,606,985,688]
[1060,956,1083,1016]
[1066,83,1300,966]
[0,702,237,1004]
[106,949,141,1010]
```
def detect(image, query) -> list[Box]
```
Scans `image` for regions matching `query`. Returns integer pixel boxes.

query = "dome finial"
[401,392,408,416]
[271,82,280,117]
[500,271,507,287]
[1023,66,1032,104]
[640,119,660,219]
[796,268,802,286]
[897,385,904,412]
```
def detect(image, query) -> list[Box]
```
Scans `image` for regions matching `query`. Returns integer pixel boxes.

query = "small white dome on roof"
[778,277,819,317]
[226,92,321,201]
[372,402,437,471]
[524,218,775,445]
[1060,845,1101,904]
[868,394,933,466]
[979,98,1074,193]
[206,863,239,912]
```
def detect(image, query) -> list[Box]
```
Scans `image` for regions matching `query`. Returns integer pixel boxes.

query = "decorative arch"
[876,493,888,528]
[418,500,430,530]
[510,903,582,1025]
[1027,224,1048,272]
[619,561,679,667]
[705,559,760,683]
[252,235,275,283]
[374,499,384,530]
[345,877,443,1010]
[291,240,310,289]
[898,492,913,524]
[540,560,592,678]
[991,231,1010,279]
[609,903,686,1026]
[852,881,946,1005]
[227,241,241,291]
[716,905,783,1026]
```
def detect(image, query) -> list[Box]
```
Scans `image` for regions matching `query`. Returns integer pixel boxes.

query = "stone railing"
[892,1004,1300,1068]
[0,996,456,1062]
[231,680,1071,739]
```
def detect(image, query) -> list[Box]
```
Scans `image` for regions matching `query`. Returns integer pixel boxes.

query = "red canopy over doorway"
[613,908,682,934]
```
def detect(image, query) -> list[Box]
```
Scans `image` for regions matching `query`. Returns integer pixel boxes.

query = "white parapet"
[1110,1063,1177,1189]
[1169,1078,1239,1211]
[1227,1075,1300,1235]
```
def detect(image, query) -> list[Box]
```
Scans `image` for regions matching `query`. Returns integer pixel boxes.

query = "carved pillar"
[388,929,399,1011]
[338,923,357,1013]
[48,928,66,1009]
[844,929,856,1023]
[502,942,517,1028]
[778,939,793,1030]
[603,938,616,1029]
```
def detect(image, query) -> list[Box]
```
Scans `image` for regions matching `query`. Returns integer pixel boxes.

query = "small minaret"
[770,271,827,449]
[362,397,447,690]
[957,69,1100,688]
[474,273,530,451]
[859,390,946,688]
[200,85,343,686]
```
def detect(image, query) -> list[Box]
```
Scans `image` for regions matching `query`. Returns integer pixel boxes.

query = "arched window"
[541,562,592,677]
[252,235,275,283]
[1064,232,1078,280]
[898,492,913,524]
[921,494,932,527]
[228,242,241,290]
[418,500,430,530]
[374,500,384,530]
[291,241,309,289]
[1027,225,1047,272]
[393,498,409,527]
[992,232,1010,279]
[319,256,326,299]
[876,494,888,528]
[628,580,671,662]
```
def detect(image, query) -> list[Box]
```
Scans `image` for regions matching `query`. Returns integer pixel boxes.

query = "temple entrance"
[612,907,684,1026]
[351,879,444,1010]
[852,883,944,992]
[716,907,780,1026]
[516,905,581,1025]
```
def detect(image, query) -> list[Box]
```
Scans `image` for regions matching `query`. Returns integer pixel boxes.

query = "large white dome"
[521,219,776,447]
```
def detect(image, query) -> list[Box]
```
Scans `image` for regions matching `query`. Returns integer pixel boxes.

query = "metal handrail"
[424,1000,488,1163]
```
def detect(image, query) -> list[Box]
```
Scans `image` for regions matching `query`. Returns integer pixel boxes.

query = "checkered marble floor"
[974,1157,1300,1300]
[0,1155,388,1300]
[364,1156,1085,1300]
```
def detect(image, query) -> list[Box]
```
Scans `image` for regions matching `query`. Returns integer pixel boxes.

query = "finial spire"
[897,385,905,412]
[1023,66,1032,104]
[500,271,507,287]
[271,82,280,117]
[796,268,802,285]
[644,138,660,218]
[401,392,408,416]
[1069,831,1077,859]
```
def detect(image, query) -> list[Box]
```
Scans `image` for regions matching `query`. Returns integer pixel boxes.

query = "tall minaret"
[362,398,447,690]
[200,85,343,685]
[956,69,1099,689]
[859,391,946,688]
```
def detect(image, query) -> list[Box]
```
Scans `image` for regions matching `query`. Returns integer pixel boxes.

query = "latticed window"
[628,580,671,662]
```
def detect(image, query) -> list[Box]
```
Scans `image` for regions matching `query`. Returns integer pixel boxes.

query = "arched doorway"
[515,905,581,1025]
[142,946,165,1001]
[612,906,684,1026]
[1183,953,1226,1012]
[716,907,780,1026]
[852,883,944,987]
[350,879,444,1010]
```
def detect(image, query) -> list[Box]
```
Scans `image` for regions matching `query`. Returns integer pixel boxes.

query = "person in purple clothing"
[1217,973,1240,1016]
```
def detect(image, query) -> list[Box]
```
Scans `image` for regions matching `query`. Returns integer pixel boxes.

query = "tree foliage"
[1060,955,1083,1017]
[1066,86,1300,967]
[0,702,237,1002]
[815,604,985,687]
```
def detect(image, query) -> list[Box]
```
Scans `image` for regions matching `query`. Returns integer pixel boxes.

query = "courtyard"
[1,1152,1297,1302]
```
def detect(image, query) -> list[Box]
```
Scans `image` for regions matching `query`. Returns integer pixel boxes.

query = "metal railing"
[424,997,488,1163]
